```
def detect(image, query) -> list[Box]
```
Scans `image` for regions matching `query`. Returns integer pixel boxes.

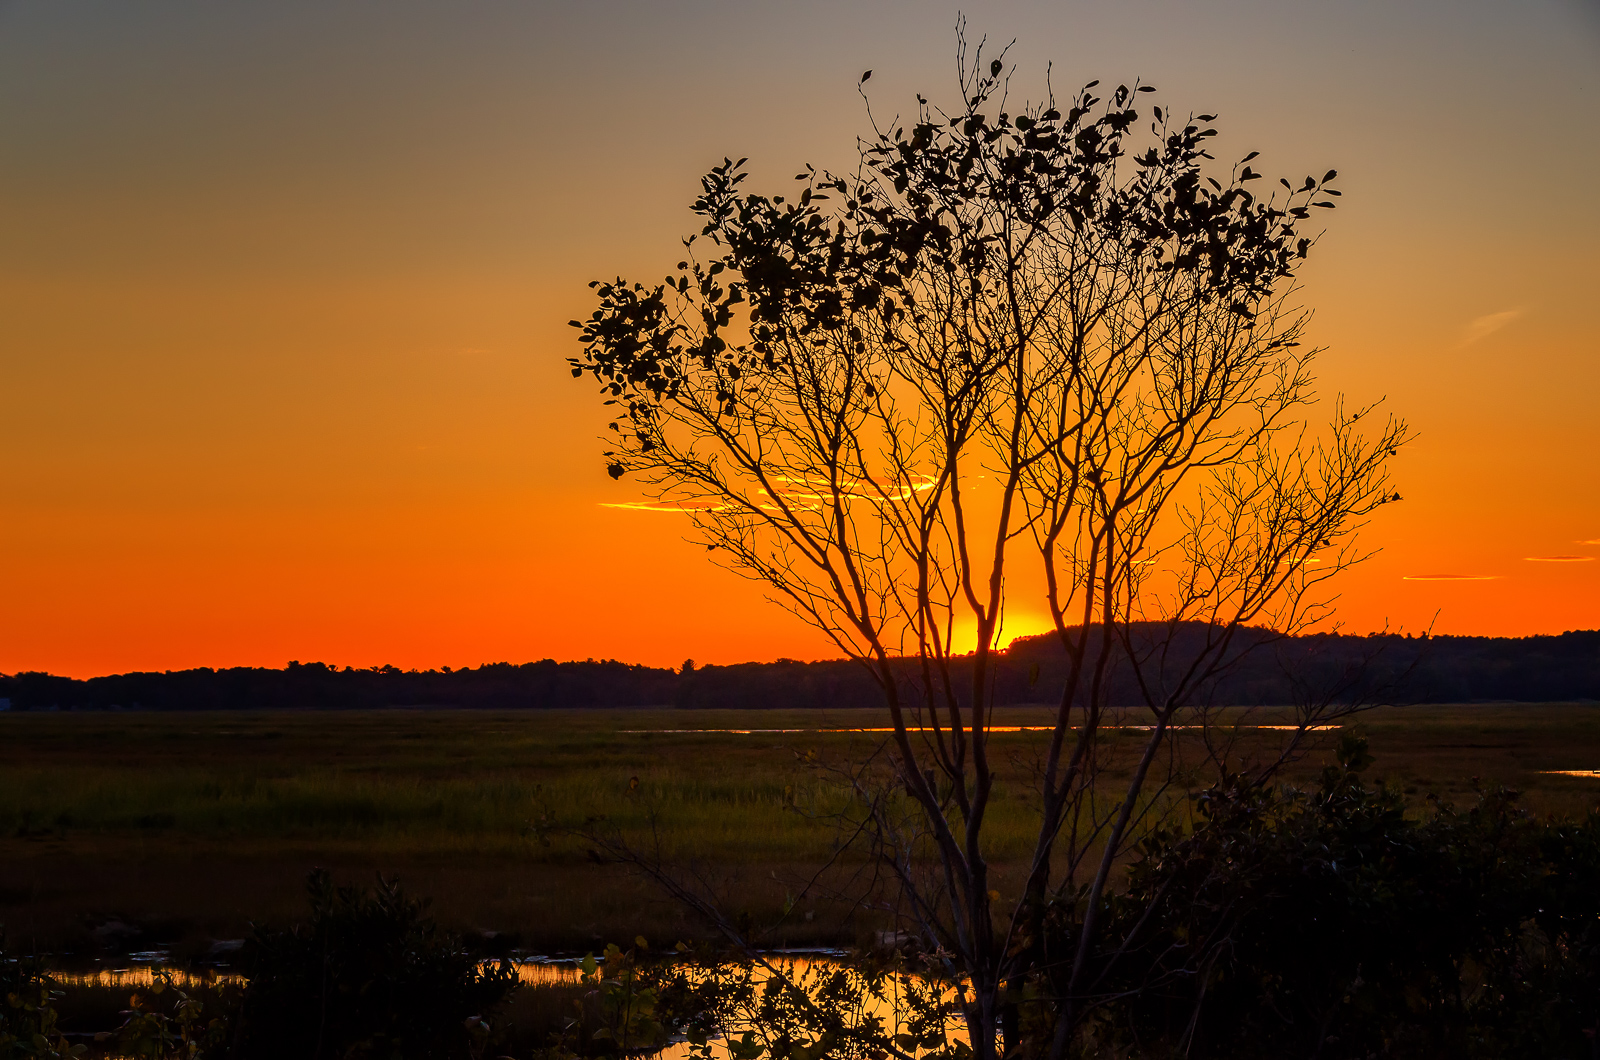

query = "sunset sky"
[2,0,1596,678]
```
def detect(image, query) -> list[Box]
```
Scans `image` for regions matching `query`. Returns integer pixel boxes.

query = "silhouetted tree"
[571,27,1407,1059]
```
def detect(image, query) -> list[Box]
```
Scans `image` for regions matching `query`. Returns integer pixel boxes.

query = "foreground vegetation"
[7,737,1600,1058]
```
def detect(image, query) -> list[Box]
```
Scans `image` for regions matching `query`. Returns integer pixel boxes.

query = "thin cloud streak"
[1402,574,1503,581]
[1462,307,1524,345]
[1524,556,1595,562]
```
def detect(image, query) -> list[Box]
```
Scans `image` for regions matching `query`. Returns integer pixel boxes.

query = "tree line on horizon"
[2,625,1596,712]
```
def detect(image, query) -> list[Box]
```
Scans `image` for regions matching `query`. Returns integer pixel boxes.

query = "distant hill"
[1,628,1596,711]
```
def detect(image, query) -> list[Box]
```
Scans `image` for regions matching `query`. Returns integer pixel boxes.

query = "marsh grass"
[2,705,1598,952]
[0,708,1089,863]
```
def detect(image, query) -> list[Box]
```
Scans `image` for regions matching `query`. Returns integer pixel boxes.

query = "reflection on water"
[54,965,243,990]
[624,725,1336,734]
[644,956,968,1060]
[55,958,583,992]
[512,959,583,986]
[62,955,968,1060]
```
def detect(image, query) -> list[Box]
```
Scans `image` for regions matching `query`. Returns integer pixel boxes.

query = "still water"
[56,956,585,991]
[59,954,966,1060]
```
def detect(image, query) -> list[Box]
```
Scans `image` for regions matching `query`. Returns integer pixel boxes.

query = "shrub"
[98,972,236,1060]
[234,870,518,1060]
[1080,736,1600,1058]
[0,937,81,1060]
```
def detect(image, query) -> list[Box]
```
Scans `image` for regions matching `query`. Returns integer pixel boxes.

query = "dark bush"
[0,937,79,1059]
[1075,736,1600,1058]
[234,870,518,1060]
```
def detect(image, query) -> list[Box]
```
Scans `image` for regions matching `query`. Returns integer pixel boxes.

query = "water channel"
[53,952,965,1060]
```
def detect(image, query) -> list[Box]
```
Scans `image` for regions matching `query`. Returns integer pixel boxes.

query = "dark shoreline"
[5,626,1598,712]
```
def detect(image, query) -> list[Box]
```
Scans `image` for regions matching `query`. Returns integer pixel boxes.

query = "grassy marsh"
[2,704,1598,954]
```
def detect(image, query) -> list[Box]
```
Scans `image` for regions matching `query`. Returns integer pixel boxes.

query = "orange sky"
[2,1,1597,678]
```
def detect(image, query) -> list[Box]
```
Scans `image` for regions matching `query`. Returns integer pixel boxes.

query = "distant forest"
[2,626,1597,712]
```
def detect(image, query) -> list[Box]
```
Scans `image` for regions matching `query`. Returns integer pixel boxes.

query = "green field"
[3,705,1599,957]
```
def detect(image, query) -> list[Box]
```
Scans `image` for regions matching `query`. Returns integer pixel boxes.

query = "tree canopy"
[572,32,1408,1060]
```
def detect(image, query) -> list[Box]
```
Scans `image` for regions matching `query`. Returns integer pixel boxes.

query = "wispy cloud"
[600,502,688,512]
[1579,540,1600,546]
[1402,574,1502,581]
[1462,307,1523,346]
[1524,555,1595,563]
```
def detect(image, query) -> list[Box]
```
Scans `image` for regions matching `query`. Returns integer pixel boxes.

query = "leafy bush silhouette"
[234,870,517,1060]
[0,937,82,1059]
[98,971,236,1059]
[1075,736,1600,1058]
